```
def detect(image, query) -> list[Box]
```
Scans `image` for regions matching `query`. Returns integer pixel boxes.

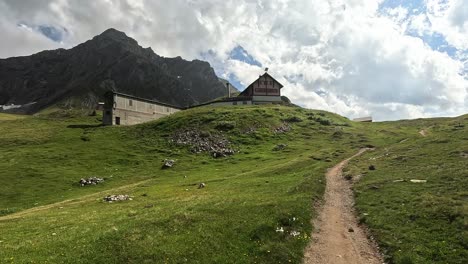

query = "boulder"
[162,159,175,169]
[103,194,132,202]
[79,177,104,187]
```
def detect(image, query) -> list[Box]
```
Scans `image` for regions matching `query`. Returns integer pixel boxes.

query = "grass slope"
[0,106,466,263]
[346,116,468,264]
[0,106,360,263]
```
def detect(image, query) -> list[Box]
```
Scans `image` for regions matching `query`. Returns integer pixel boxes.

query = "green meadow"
[0,106,466,263]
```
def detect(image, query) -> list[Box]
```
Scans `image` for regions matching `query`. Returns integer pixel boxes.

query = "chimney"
[227,82,231,98]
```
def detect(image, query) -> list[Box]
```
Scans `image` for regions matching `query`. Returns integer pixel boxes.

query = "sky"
[0,0,467,121]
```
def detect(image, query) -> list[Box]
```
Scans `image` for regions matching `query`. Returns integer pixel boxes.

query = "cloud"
[0,0,466,121]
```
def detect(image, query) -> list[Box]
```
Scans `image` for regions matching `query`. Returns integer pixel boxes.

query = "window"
[129,99,133,106]
[243,101,248,105]
[115,117,121,125]
[233,101,238,105]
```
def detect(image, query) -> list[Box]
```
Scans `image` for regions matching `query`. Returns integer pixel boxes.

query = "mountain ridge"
[0,28,228,113]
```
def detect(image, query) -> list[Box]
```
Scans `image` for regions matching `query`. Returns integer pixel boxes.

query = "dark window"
[243,101,248,105]
[115,117,121,125]
[129,99,133,106]
[233,101,238,105]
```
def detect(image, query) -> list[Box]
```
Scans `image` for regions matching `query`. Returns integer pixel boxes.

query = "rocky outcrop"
[171,129,235,158]
[0,28,228,113]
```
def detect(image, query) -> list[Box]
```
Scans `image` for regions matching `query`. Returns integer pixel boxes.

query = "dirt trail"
[304,149,383,264]
[0,179,153,221]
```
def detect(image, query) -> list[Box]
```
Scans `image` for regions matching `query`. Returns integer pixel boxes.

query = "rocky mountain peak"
[0,29,228,113]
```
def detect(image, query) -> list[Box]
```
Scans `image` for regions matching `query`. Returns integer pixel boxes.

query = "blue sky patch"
[229,45,262,67]
[37,25,67,42]
[17,22,67,43]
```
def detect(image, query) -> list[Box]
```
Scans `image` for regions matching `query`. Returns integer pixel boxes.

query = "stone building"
[102,92,181,126]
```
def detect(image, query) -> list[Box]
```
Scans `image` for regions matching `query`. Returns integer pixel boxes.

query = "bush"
[283,116,303,123]
[215,121,236,131]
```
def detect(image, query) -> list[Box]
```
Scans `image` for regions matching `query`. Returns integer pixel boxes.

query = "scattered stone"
[79,177,104,186]
[393,179,405,183]
[141,193,148,197]
[276,227,285,233]
[103,194,132,202]
[273,123,291,134]
[368,165,376,170]
[410,179,427,183]
[344,174,353,181]
[162,159,175,169]
[290,230,301,237]
[171,129,235,158]
[273,144,288,151]
[198,183,206,189]
[144,204,154,208]
[348,228,354,232]
[370,185,379,190]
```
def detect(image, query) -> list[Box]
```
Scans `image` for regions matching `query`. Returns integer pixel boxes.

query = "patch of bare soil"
[304,149,384,264]
[419,129,428,137]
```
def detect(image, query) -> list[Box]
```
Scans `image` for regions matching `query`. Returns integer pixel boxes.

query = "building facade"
[103,92,181,126]
[206,72,284,106]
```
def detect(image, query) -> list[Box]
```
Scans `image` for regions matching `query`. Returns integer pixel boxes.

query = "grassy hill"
[0,106,466,263]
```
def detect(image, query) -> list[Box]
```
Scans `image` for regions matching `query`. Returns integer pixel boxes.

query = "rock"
[290,230,301,237]
[410,179,427,183]
[393,179,405,183]
[344,174,353,181]
[370,185,379,190]
[198,183,206,189]
[368,165,376,170]
[144,204,154,208]
[162,159,175,169]
[172,129,235,158]
[275,227,284,233]
[273,144,287,151]
[79,177,104,187]
[103,194,131,202]
[348,227,354,232]
[273,123,291,134]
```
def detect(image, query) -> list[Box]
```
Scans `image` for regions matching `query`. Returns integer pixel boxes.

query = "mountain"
[0,28,229,113]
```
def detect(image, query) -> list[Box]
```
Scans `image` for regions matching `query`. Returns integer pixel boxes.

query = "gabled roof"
[239,72,284,96]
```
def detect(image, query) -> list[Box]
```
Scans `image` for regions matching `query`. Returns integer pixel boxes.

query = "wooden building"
[102,92,181,126]
[205,72,284,106]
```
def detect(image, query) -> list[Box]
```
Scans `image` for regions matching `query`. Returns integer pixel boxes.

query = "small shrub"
[215,121,236,131]
[283,116,303,123]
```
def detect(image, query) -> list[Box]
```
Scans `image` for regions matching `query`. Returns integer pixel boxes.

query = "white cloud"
[425,0,468,50]
[0,0,466,121]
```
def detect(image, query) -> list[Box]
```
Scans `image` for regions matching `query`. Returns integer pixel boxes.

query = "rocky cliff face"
[0,28,228,113]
